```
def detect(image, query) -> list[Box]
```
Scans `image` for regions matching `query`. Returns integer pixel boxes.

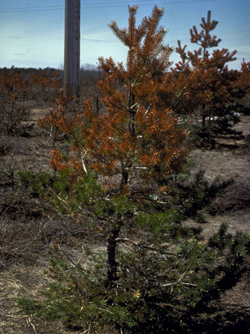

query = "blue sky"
[0,0,249,70]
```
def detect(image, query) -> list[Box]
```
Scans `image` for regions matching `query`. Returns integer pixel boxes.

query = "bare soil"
[0,111,250,333]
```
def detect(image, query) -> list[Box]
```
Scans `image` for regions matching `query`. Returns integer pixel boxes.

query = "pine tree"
[237,59,250,114]
[175,11,238,128]
[39,5,189,290]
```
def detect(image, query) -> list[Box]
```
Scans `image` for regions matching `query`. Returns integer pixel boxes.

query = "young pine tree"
[174,11,239,127]
[39,4,189,290]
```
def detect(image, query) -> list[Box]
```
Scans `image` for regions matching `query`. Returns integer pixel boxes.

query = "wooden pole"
[64,0,80,98]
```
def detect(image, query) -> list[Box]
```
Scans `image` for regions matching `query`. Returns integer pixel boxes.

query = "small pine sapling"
[173,10,246,146]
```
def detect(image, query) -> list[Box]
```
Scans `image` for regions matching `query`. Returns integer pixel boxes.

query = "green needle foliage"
[16,166,250,333]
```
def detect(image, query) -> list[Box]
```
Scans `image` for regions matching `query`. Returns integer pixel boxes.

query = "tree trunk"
[202,113,206,127]
[120,160,129,193]
[129,92,136,137]
[106,221,121,287]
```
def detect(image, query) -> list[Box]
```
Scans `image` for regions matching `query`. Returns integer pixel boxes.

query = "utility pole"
[64,0,80,98]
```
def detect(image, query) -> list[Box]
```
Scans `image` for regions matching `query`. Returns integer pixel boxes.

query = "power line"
[0,0,221,13]
[83,0,220,9]
[0,6,63,13]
